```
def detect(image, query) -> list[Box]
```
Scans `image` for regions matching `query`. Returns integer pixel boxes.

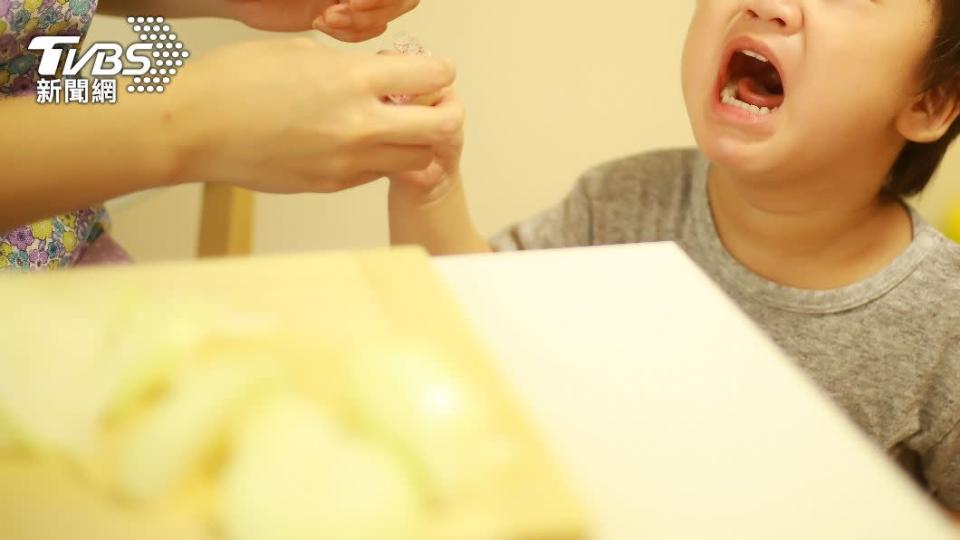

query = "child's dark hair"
[887,0,960,198]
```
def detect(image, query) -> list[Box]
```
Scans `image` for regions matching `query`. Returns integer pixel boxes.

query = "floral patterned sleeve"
[1,207,109,270]
[0,0,111,272]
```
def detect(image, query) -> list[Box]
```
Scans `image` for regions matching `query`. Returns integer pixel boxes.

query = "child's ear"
[896,82,960,144]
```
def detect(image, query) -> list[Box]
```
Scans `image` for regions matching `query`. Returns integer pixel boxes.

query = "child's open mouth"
[719,49,785,116]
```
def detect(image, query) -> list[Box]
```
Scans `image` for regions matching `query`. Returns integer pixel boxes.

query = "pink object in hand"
[388,34,431,106]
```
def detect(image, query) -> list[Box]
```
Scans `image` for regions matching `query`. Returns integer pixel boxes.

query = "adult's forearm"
[95,0,228,19]
[0,95,183,230]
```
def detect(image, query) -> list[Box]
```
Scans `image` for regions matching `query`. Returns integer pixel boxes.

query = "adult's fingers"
[313,4,388,42]
[345,3,414,29]
[372,94,464,145]
[362,53,456,96]
[349,0,420,13]
[321,25,389,43]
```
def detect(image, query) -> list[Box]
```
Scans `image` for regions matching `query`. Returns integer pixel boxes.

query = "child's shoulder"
[577,147,703,201]
[556,148,706,246]
[918,220,960,279]
[904,223,960,331]
[926,229,960,295]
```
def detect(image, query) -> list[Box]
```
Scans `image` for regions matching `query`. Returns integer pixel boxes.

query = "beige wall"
[88,2,960,262]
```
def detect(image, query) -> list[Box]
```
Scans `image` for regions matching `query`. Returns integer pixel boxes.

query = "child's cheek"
[681,19,713,103]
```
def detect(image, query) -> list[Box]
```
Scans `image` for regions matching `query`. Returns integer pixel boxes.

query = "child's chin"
[698,138,782,177]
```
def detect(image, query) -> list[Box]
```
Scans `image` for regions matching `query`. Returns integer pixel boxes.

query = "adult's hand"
[228,0,420,42]
[165,38,459,194]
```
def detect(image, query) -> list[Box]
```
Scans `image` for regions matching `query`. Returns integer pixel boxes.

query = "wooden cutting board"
[0,248,585,540]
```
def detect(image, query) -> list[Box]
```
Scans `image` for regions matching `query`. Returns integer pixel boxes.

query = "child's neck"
[707,164,913,290]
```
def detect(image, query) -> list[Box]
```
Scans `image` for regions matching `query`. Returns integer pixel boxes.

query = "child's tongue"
[736,76,784,109]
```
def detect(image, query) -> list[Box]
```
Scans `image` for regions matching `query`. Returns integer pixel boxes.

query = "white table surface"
[433,242,958,540]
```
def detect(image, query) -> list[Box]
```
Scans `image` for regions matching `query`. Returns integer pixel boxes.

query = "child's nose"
[742,0,803,34]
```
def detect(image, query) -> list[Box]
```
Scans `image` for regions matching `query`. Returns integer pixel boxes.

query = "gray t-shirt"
[491,148,960,510]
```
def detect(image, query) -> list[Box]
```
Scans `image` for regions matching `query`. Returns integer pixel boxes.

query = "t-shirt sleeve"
[488,148,701,252]
[924,420,960,511]
[919,338,960,511]
[489,175,593,252]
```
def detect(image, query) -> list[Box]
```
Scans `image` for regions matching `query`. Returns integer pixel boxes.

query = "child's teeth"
[741,50,769,63]
[720,82,777,116]
[721,83,736,100]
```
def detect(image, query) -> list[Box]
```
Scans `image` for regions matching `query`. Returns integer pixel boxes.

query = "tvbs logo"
[29,36,153,76]
[28,16,190,104]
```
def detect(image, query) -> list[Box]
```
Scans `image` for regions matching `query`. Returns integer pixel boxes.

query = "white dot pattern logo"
[126,16,190,94]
